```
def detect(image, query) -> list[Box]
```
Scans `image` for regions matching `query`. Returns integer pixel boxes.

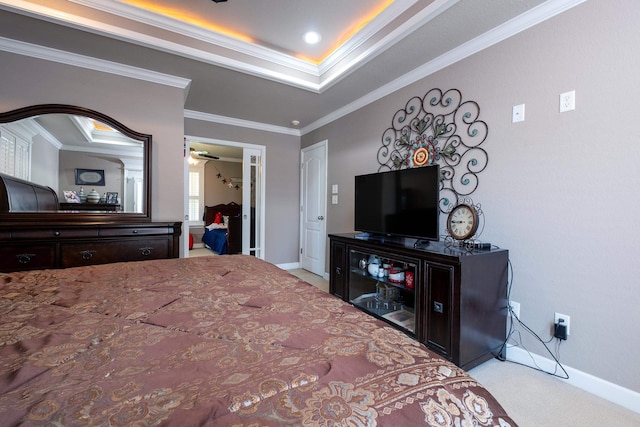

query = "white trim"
[184,109,301,137]
[0,0,458,92]
[507,347,640,414]
[278,262,301,271]
[318,0,459,90]
[0,36,191,90]
[301,0,587,134]
[317,0,429,77]
[70,0,319,76]
[0,0,318,91]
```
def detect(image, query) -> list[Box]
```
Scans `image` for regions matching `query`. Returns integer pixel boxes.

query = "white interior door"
[243,147,264,258]
[300,140,327,276]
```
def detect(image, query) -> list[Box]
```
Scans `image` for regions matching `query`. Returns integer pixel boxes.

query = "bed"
[202,203,242,254]
[0,255,517,426]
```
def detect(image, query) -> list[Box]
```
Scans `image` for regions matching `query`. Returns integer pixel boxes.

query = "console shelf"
[329,233,509,370]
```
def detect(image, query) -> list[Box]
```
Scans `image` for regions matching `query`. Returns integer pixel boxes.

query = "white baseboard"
[507,346,640,414]
[276,262,300,270]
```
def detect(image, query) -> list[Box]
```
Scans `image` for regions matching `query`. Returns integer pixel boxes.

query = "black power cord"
[495,258,569,380]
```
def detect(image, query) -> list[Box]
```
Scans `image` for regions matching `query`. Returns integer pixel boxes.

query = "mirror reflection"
[0,111,145,214]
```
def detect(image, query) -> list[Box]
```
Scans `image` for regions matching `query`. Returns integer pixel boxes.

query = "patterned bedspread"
[0,255,517,426]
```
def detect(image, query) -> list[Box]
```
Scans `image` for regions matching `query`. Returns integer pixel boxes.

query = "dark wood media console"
[329,233,509,370]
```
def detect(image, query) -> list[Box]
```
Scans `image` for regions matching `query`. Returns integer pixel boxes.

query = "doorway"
[300,140,327,276]
[184,136,266,259]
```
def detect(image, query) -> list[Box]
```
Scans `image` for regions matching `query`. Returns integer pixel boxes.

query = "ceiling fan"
[190,148,219,160]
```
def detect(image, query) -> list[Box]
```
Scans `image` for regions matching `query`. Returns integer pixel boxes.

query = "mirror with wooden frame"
[0,104,151,222]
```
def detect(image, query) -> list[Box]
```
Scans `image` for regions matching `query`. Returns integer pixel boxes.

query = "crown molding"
[0,0,453,92]
[0,36,191,90]
[184,110,301,137]
[318,0,459,88]
[69,0,319,76]
[0,0,323,92]
[302,0,587,134]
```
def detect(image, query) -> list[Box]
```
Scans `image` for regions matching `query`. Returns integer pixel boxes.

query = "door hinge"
[300,248,303,254]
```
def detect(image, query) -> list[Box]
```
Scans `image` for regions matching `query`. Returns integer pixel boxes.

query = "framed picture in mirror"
[75,168,105,186]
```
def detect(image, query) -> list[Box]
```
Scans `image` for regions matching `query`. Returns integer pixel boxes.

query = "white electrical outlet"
[509,301,520,318]
[554,312,570,335]
[560,90,575,112]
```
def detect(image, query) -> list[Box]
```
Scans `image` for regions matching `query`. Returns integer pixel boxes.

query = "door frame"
[299,139,328,277]
[183,135,266,259]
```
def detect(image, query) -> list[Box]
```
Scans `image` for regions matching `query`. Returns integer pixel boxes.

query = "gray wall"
[204,160,243,206]
[303,0,640,393]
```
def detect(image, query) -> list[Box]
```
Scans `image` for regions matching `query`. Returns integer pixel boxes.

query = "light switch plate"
[512,104,525,123]
[332,184,338,194]
[332,195,338,204]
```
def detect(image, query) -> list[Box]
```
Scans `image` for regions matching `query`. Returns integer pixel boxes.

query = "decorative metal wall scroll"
[378,88,488,212]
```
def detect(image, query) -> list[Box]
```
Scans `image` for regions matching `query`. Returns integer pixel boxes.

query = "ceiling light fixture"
[212,0,227,3]
[303,31,321,44]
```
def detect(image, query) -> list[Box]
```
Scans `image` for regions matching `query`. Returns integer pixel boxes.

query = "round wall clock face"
[446,204,478,240]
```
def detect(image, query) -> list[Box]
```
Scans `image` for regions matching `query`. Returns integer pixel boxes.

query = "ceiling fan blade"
[198,153,219,160]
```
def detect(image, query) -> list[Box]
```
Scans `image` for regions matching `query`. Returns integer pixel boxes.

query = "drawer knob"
[433,301,444,314]
[80,250,96,260]
[54,231,60,236]
[16,253,35,264]
[132,230,138,234]
[139,247,153,256]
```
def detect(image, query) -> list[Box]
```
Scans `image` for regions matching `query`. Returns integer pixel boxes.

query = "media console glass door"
[348,248,418,336]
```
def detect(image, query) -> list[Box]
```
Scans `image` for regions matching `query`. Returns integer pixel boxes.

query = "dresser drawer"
[99,227,172,237]
[60,238,171,268]
[0,244,56,272]
[12,228,99,239]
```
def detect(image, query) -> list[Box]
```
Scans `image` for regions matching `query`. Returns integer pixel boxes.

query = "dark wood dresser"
[0,221,181,272]
[0,173,181,273]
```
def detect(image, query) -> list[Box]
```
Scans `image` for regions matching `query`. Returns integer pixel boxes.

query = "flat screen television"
[354,165,440,242]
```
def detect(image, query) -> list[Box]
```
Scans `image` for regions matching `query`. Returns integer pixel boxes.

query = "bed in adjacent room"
[0,255,517,426]
[201,202,242,254]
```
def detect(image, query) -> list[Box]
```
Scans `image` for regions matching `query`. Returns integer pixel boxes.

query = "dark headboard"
[0,173,59,212]
[204,202,242,225]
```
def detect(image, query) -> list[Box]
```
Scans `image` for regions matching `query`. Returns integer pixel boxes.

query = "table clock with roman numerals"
[446,203,479,241]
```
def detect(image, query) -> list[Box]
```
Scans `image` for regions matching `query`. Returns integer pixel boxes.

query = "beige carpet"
[189,255,640,426]
[469,358,640,427]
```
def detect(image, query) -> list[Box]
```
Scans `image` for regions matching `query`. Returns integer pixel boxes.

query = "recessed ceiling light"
[303,32,321,44]
[291,120,300,126]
